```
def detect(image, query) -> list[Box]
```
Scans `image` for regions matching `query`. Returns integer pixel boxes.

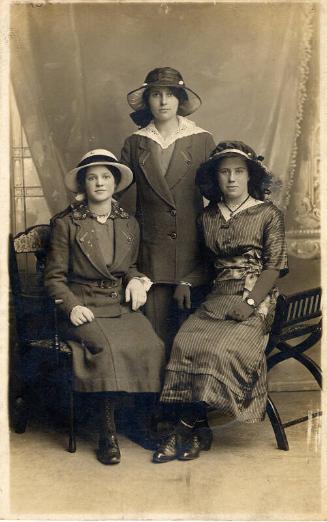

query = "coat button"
[169,232,177,239]
[170,209,177,217]
[110,291,118,299]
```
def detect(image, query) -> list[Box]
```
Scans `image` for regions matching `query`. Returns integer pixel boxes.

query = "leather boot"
[97,435,121,465]
[97,396,121,465]
[152,433,179,463]
[178,434,201,461]
[195,420,213,451]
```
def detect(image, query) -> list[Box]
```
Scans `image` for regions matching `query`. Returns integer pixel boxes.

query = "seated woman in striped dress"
[152,141,288,463]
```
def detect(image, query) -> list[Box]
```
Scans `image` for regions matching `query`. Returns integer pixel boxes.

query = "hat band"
[144,79,185,87]
[77,154,119,168]
[211,149,253,160]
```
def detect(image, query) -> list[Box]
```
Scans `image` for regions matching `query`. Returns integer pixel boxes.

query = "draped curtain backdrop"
[10,2,315,215]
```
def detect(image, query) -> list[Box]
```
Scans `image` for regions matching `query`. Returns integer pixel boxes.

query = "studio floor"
[9,391,324,521]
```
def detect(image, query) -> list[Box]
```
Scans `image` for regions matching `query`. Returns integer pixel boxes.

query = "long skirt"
[160,286,271,422]
[62,308,165,393]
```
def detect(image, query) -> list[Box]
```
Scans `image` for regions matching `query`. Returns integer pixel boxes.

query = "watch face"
[246,298,256,306]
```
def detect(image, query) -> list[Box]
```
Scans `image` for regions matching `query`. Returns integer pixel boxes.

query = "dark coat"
[44,202,165,393]
[121,131,215,285]
[44,202,145,318]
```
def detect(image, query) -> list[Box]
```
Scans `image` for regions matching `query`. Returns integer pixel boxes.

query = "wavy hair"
[195,141,272,203]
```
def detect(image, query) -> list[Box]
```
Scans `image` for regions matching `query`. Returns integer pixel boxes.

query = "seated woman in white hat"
[44,149,165,465]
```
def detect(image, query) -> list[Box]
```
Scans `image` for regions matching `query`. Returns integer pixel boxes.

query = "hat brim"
[127,83,202,116]
[195,153,272,201]
[65,161,133,194]
[205,150,272,178]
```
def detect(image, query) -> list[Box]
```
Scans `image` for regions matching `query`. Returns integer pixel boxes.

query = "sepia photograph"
[0,0,325,519]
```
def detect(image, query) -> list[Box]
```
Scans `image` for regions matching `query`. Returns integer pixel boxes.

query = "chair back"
[9,225,54,342]
[272,287,322,331]
[282,287,322,327]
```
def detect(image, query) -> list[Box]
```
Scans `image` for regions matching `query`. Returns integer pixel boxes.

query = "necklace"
[89,209,111,224]
[222,194,250,216]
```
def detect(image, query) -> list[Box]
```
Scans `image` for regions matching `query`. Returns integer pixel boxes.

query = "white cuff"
[179,281,192,287]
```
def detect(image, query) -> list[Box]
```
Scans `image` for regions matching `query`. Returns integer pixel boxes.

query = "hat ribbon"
[77,154,120,168]
[211,148,254,160]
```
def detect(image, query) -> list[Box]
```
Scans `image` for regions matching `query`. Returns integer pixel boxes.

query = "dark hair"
[77,165,121,193]
[196,155,272,203]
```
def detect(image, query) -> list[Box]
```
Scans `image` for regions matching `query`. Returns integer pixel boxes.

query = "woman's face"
[216,156,250,201]
[84,165,116,204]
[147,87,179,122]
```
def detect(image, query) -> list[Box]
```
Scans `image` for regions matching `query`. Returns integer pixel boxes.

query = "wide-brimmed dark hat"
[65,149,133,194]
[196,141,272,202]
[127,67,202,117]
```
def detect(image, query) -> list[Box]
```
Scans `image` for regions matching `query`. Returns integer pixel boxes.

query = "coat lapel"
[165,135,193,190]
[110,219,134,273]
[138,137,176,208]
[75,219,111,279]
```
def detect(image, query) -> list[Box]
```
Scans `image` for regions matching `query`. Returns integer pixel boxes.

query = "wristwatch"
[245,297,257,308]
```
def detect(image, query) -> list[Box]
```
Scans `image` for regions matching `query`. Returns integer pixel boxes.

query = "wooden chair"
[265,287,322,450]
[9,225,76,453]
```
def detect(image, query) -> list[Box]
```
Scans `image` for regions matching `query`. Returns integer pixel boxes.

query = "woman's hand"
[125,279,147,311]
[225,302,254,322]
[173,284,191,310]
[70,305,95,326]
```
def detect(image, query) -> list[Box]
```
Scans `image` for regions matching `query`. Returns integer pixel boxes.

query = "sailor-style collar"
[71,200,129,221]
[133,116,209,149]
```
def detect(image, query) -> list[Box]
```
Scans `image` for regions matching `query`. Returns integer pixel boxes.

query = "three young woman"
[44,68,288,466]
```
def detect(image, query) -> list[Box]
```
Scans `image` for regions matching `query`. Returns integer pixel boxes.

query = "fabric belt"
[69,278,121,289]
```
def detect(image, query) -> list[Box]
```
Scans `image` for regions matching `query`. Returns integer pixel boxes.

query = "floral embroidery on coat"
[71,200,129,221]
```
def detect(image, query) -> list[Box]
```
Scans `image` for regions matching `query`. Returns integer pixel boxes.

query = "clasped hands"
[70,278,148,326]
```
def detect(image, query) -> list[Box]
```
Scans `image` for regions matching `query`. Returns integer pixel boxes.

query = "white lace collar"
[133,116,209,149]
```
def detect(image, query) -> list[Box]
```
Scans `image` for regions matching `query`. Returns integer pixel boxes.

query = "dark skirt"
[160,284,271,422]
[65,307,165,393]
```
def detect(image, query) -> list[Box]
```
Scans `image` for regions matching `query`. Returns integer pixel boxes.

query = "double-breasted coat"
[121,118,215,348]
[44,201,165,393]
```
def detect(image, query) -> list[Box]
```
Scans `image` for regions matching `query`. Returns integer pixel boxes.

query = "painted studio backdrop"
[10,2,320,390]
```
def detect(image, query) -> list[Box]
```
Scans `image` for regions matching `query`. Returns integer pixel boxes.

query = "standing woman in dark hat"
[121,67,215,352]
[44,149,165,465]
[152,141,288,463]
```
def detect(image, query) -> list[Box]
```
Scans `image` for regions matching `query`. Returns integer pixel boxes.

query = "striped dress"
[160,201,288,422]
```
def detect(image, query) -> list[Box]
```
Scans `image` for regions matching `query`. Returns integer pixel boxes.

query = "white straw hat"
[65,149,133,194]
